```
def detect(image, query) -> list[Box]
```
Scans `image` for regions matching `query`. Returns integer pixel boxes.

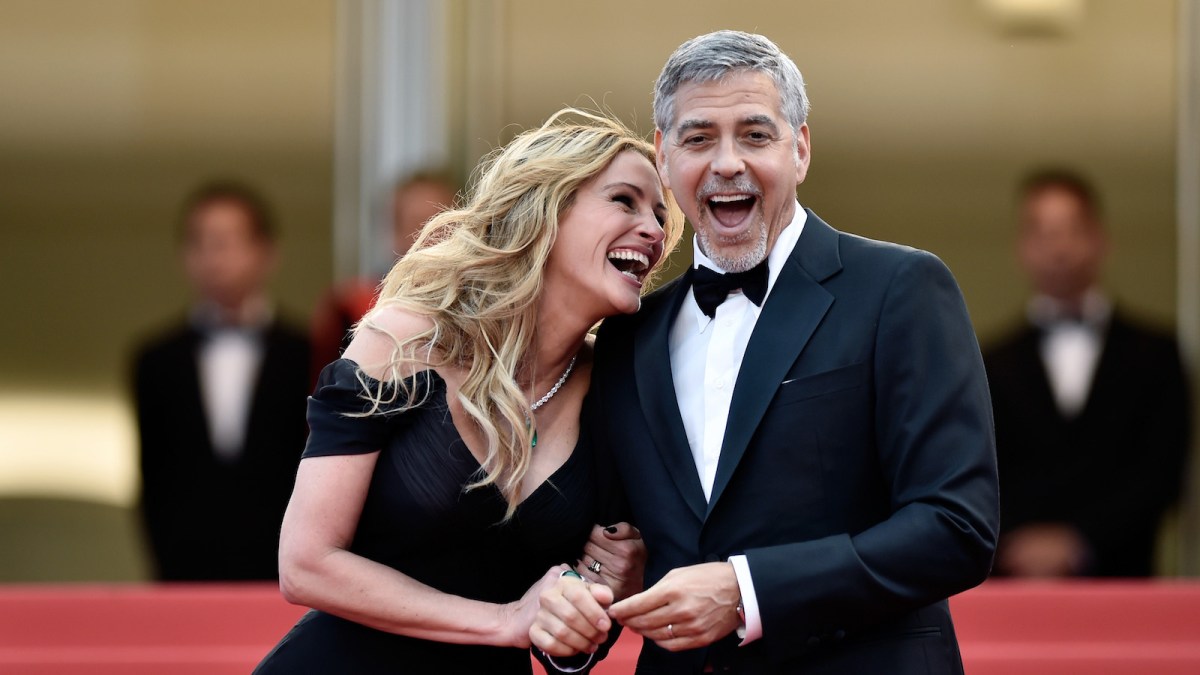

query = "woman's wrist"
[491,600,524,648]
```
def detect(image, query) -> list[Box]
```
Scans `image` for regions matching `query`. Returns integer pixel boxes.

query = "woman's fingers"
[530,573,610,656]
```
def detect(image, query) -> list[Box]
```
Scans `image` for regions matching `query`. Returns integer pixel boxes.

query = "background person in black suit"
[534,30,999,674]
[985,169,1191,577]
[133,181,310,581]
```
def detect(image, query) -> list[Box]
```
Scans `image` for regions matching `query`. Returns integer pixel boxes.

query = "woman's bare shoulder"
[342,305,437,381]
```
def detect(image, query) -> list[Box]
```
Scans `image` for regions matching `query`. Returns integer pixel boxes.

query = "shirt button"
[714,379,725,390]
[722,318,734,328]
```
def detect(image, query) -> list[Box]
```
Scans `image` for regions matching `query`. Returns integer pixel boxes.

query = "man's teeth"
[709,194,754,203]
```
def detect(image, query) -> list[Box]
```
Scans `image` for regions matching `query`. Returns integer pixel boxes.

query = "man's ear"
[654,128,670,184]
[795,123,811,184]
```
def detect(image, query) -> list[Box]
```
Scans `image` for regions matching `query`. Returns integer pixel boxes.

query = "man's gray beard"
[696,216,769,273]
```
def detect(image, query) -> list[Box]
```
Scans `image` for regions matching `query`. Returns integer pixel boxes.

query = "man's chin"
[704,243,767,273]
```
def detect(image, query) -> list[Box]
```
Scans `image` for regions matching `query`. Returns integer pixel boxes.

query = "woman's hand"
[576,522,645,601]
[530,568,614,658]
[500,565,579,649]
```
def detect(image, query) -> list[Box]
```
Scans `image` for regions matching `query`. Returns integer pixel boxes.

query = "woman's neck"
[523,302,593,391]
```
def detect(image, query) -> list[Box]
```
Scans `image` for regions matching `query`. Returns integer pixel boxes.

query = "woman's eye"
[613,195,634,209]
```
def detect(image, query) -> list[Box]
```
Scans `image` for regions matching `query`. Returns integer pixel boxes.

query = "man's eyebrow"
[673,119,712,138]
[743,114,780,132]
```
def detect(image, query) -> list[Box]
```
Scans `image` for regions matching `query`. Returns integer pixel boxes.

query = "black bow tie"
[691,262,769,318]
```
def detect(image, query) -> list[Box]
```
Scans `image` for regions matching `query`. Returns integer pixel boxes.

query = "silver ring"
[587,559,602,574]
[667,623,675,639]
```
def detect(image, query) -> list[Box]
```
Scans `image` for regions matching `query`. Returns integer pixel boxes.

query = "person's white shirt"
[668,202,807,645]
[1027,289,1111,418]
[192,298,272,461]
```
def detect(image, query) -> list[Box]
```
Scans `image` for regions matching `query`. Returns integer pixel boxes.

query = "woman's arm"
[277,305,563,648]
[278,454,561,647]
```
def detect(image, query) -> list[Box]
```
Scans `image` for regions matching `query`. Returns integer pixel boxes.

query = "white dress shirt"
[668,203,807,645]
[1027,290,1111,418]
[192,301,271,462]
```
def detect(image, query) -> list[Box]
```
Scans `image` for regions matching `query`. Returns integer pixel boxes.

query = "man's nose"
[710,139,745,178]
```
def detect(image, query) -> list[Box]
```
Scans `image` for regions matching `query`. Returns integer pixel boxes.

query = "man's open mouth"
[707,194,758,229]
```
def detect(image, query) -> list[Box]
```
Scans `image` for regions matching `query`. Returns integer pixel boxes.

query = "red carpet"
[1,581,1198,674]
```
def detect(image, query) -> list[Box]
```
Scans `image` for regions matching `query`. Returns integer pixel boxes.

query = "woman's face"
[546,150,668,318]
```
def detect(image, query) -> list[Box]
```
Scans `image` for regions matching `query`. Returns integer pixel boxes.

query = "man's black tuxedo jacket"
[984,311,1190,576]
[588,211,999,674]
[134,319,310,581]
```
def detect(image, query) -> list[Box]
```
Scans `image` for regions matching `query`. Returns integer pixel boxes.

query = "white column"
[1177,0,1200,575]
[333,0,451,281]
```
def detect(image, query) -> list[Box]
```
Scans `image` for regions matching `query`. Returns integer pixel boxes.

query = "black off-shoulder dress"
[254,360,599,674]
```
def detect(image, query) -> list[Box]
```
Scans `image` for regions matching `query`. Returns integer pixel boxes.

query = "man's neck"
[1027,288,1110,327]
[192,294,273,330]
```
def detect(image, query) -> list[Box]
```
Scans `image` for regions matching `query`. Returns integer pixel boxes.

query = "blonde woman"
[255,109,682,674]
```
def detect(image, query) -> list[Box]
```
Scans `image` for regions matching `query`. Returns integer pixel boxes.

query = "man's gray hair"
[653,30,810,135]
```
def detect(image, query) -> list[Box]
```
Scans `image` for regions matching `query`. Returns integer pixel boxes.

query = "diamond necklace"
[527,354,577,447]
[530,354,577,411]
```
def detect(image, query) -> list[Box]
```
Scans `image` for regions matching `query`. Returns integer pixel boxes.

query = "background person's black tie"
[691,262,769,318]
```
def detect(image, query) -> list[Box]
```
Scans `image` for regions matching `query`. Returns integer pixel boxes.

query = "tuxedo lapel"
[634,271,708,523]
[1065,312,1128,424]
[707,212,841,514]
[180,327,214,454]
[1014,327,1064,422]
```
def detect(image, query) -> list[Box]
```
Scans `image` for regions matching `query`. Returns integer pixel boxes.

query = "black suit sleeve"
[747,250,999,661]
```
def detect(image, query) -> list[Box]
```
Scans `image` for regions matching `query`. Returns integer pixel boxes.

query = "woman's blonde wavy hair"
[357,108,683,520]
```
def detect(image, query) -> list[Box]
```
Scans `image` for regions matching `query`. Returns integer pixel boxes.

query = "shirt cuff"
[728,554,763,645]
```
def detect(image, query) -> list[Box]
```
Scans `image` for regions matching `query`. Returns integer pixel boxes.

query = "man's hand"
[997,523,1090,577]
[530,572,615,657]
[607,562,741,652]
[576,523,645,601]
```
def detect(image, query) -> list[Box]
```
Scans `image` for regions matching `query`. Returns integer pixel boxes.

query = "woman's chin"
[614,294,642,316]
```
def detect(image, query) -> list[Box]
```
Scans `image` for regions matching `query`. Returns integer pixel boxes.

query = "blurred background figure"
[308,170,457,379]
[985,169,1192,577]
[133,181,311,581]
